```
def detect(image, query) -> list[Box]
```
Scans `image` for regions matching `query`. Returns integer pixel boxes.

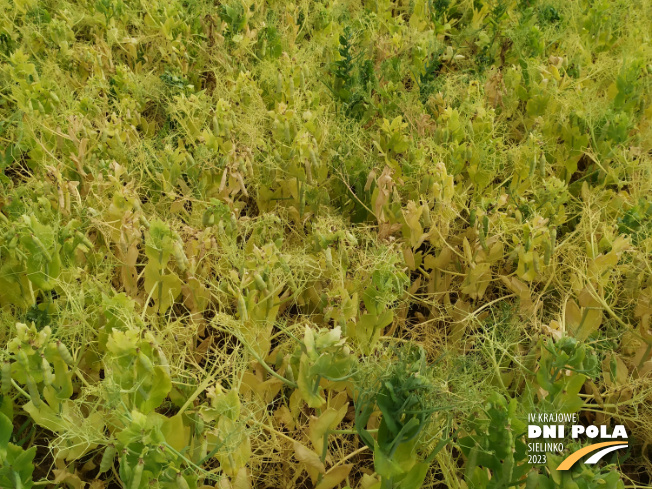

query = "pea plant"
[1,0,651,486]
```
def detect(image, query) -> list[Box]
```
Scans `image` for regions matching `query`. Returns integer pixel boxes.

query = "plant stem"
[329,445,370,470]
[331,428,378,435]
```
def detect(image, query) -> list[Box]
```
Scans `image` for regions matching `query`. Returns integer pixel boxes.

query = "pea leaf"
[397,462,429,489]
[315,464,353,489]
[0,411,11,458]
[138,366,172,413]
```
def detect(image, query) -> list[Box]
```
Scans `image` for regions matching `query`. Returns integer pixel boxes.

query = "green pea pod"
[30,234,52,262]
[25,375,42,408]
[276,72,283,94]
[345,231,357,246]
[238,294,248,321]
[57,341,74,366]
[75,231,94,250]
[54,360,73,399]
[284,120,291,143]
[138,350,154,374]
[41,355,54,386]
[543,239,552,266]
[195,416,204,435]
[176,473,190,489]
[120,450,132,481]
[155,346,171,377]
[479,227,488,252]
[298,181,305,217]
[253,273,267,291]
[325,247,333,268]
[305,158,313,183]
[200,435,208,461]
[99,444,117,474]
[422,205,432,228]
[131,458,145,489]
[17,349,29,368]
[172,242,188,271]
[213,116,220,137]
[529,154,536,177]
[288,75,295,98]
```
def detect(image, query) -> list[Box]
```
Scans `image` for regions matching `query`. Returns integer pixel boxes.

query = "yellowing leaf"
[565,299,582,331]
[297,355,326,408]
[53,468,85,489]
[462,237,473,263]
[315,464,353,489]
[602,354,628,387]
[215,418,251,477]
[516,249,538,282]
[161,413,189,452]
[578,285,600,308]
[308,404,348,456]
[231,468,251,489]
[566,299,602,341]
[359,474,382,489]
[460,262,492,299]
[423,248,451,270]
[294,442,325,480]
[144,263,182,313]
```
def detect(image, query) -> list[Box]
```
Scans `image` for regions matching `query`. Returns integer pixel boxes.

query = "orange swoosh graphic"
[557,441,628,470]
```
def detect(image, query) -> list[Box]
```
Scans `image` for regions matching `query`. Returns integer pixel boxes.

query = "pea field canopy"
[0,0,651,488]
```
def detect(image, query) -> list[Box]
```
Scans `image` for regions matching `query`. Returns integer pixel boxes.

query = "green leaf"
[23,400,68,434]
[0,443,36,489]
[374,441,404,479]
[139,366,172,413]
[0,411,12,458]
[397,462,429,489]
[145,220,176,266]
[556,373,586,413]
[212,389,241,421]
[297,354,325,408]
